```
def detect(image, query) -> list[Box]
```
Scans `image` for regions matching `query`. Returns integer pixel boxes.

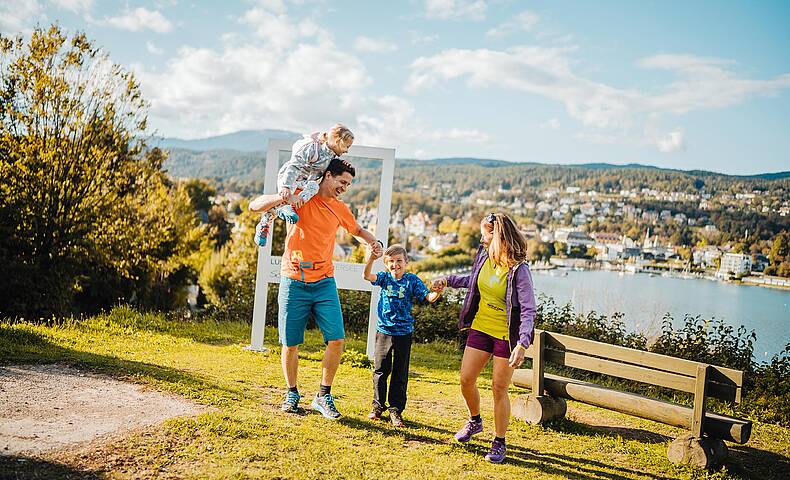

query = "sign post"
[248,138,395,358]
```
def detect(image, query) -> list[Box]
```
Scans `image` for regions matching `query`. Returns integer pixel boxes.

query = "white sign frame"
[249,138,395,358]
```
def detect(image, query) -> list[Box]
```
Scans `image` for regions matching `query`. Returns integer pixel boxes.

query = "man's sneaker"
[254,213,272,246]
[367,405,385,421]
[389,409,405,428]
[281,390,301,413]
[485,438,507,464]
[275,204,299,224]
[454,418,483,442]
[311,393,341,420]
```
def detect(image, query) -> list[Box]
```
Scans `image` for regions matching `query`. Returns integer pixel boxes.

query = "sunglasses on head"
[485,213,497,224]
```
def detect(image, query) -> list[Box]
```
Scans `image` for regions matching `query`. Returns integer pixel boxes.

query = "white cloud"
[410,31,438,45]
[540,118,560,129]
[354,36,398,53]
[432,128,490,142]
[486,10,538,38]
[425,0,486,21]
[146,41,164,55]
[50,0,93,13]
[407,47,790,151]
[0,0,42,35]
[105,7,173,33]
[653,129,685,153]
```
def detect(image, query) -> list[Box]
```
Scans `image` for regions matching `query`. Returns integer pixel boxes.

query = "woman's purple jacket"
[446,246,537,351]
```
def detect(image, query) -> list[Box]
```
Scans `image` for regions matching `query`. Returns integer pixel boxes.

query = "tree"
[0,26,211,316]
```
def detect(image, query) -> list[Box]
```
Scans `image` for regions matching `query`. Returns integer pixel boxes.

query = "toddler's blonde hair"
[329,123,354,145]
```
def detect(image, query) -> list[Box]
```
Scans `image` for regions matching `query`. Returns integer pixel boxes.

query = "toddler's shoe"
[275,204,299,224]
[254,213,272,246]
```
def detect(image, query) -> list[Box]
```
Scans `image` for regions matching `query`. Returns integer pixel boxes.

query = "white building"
[718,253,752,278]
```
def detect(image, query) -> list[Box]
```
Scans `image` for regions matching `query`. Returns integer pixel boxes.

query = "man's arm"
[352,223,383,257]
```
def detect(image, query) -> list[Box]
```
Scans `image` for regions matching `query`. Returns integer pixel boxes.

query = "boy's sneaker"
[281,390,301,413]
[454,418,483,442]
[389,409,405,428]
[485,439,507,464]
[275,204,299,224]
[367,405,386,421]
[254,213,272,246]
[311,393,341,420]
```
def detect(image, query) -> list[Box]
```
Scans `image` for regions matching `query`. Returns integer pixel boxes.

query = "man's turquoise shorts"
[278,276,345,346]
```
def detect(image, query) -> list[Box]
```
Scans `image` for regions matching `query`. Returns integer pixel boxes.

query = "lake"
[531,269,790,361]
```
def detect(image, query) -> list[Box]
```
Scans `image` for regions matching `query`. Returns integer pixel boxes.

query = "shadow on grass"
[727,444,790,480]
[0,455,100,480]
[544,417,671,444]
[459,441,674,480]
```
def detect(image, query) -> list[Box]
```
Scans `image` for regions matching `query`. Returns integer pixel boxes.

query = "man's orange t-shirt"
[281,194,358,282]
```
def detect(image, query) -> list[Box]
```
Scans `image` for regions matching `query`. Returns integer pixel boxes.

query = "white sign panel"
[249,139,395,358]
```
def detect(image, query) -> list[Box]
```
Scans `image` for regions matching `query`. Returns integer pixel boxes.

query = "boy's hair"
[329,123,354,145]
[384,244,408,261]
[324,157,356,178]
[482,213,527,268]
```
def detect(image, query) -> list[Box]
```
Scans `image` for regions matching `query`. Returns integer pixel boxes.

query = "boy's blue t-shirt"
[371,272,430,336]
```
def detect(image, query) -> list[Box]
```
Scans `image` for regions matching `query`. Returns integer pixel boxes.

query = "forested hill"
[161,146,790,198]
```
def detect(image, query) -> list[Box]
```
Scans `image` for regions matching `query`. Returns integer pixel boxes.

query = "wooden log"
[511,394,567,424]
[667,434,728,469]
[512,369,751,444]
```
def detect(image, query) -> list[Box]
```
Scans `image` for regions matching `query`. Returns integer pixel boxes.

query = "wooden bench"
[511,329,751,469]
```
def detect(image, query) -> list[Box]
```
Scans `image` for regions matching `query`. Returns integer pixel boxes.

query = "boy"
[363,244,439,427]
[252,123,354,246]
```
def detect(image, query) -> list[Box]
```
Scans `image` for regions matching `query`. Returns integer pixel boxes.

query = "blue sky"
[2,0,789,174]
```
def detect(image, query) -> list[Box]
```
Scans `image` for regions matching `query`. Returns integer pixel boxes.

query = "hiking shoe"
[311,393,341,420]
[389,409,405,428]
[368,405,386,421]
[485,439,506,464]
[454,418,483,442]
[254,213,272,246]
[281,390,301,413]
[275,204,299,224]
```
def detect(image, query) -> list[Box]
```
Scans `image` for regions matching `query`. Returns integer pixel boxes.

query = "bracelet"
[373,239,384,248]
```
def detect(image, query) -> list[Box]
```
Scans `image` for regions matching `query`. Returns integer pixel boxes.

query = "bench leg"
[511,394,567,425]
[667,434,728,469]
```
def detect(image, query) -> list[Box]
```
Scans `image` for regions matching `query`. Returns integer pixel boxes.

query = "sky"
[2,0,789,175]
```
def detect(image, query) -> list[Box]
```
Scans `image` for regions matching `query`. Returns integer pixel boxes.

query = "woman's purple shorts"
[466,329,511,358]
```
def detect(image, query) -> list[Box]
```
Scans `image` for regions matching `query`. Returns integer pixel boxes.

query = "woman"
[433,213,536,464]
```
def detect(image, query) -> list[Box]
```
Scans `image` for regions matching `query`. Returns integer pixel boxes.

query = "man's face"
[323,171,353,198]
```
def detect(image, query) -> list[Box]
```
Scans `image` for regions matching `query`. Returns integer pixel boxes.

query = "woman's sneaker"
[485,439,507,464]
[454,418,483,442]
[281,390,301,413]
[311,393,341,420]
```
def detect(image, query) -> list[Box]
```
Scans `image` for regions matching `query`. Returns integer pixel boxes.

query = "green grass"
[1,306,788,479]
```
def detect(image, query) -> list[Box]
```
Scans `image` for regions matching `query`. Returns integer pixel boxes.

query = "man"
[252,158,383,419]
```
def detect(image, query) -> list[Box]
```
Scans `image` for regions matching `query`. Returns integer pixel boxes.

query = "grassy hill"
[1,308,788,479]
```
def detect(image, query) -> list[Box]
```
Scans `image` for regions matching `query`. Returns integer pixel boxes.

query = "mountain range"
[154,130,790,185]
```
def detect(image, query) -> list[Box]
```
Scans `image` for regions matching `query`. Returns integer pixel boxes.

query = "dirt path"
[0,364,207,456]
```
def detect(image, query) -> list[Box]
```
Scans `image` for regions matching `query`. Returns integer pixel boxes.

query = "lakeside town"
[211,176,790,289]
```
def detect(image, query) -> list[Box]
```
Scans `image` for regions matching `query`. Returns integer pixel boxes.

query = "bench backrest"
[523,329,744,404]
